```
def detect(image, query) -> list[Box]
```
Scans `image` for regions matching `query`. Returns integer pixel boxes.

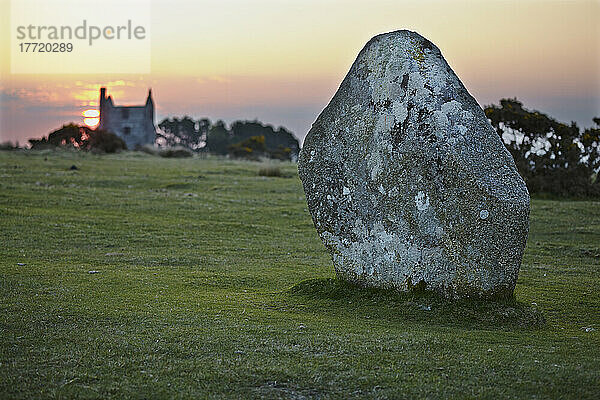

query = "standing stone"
[298,30,529,299]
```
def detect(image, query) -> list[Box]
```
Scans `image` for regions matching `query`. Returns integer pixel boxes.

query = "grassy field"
[1,150,599,399]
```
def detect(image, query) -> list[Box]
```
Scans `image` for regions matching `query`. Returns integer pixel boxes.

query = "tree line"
[157,117,300,161]
[4,99,599,197]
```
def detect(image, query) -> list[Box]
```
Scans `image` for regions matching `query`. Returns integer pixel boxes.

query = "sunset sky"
[0,0,598,145]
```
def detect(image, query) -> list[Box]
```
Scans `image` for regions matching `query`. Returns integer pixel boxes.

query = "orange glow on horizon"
[0,0,597,145]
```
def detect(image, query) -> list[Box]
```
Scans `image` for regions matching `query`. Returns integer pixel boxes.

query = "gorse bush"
[228,135,266,160]
[267,145,293,161]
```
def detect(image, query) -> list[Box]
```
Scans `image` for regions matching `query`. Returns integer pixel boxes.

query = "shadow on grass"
[285,278,546,330]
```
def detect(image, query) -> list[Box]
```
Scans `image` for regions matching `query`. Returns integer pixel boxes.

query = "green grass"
[0,150,599,399]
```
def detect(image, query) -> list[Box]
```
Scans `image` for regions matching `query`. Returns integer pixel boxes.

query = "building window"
[122,108,129,119]
[123,127,131,135]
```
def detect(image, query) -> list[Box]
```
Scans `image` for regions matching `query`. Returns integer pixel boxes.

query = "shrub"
[29,124,126,153]
[138,144,159,155]
[258,166,283,177]
[86,129,126,153]
[268,145,292,161]
[0,141,19,150]
[159,146,193,158]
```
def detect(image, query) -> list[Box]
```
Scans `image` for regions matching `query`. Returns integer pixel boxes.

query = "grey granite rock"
[298,30,529,299]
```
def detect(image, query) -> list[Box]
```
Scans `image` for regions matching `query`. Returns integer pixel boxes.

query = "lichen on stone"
[298,30,530,299]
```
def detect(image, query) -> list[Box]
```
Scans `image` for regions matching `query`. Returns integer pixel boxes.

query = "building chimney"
[99,87,107,129]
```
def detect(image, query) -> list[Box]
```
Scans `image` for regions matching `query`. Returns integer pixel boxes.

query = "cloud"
[0,87,58,105]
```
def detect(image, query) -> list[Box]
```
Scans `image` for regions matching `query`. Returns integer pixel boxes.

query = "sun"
[82,109,100,128]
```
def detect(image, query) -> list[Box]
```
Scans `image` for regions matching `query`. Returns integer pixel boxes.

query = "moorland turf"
[0,150,598,398]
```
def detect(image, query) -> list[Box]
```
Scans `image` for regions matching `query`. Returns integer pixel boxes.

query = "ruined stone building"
[98,87,156,149]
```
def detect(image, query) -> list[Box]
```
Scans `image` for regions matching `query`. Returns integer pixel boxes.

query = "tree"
[48,123,84,147]
[29,124,126,153]
[581,119,600,185]
[206,120,230,155]
[230,120,300,161]
[157,116,204,150]
[484,99,600,197]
